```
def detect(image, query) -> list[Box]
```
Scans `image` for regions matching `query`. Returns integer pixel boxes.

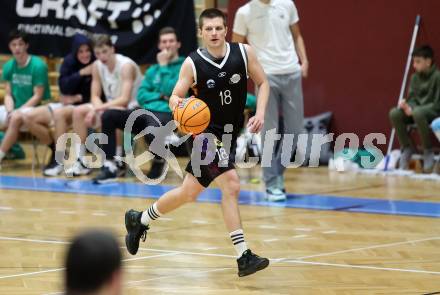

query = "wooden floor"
[0,145,440,294]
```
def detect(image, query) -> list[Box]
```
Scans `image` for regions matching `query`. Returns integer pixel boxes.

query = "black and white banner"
[0,0,197,64]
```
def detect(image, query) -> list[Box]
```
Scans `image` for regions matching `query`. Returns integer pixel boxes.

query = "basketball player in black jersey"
[125,8,270,277]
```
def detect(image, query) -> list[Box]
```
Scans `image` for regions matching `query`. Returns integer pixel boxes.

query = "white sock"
[116,146,123,157]
[141,202,162,226]
[0,150,5,162]
[230,229,248,257]
[104,160,117,172]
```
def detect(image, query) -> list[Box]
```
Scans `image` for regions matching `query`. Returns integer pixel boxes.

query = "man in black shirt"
[124,8,270,277]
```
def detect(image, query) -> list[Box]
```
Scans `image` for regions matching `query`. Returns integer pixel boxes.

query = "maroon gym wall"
[227,0,440,148]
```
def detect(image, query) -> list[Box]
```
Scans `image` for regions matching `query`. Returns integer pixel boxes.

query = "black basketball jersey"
[189,42,248,140]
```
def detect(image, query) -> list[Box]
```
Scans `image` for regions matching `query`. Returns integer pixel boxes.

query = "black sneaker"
[237,249,269,277]
[43,147,57,171]
[93,166,117,184]
[115,158,127,177]
[125,209,149,255]
[147,158,165,179]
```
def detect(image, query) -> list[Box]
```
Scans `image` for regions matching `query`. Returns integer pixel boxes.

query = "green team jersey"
[2,55,51,108]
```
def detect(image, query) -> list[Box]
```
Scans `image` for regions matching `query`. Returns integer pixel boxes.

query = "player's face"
[158,33,181,57]
[77,44,92,65]
[412,56,432,73]
[8,38,28,59]
[200,17,227,48]
[94,45,114,64]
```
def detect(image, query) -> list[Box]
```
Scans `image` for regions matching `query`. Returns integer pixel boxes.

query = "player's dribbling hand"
[247,113,264,133]
[169,95,183,111]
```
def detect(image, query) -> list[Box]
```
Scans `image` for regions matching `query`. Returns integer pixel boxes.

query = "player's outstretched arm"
[245,44,269,133]
[169,57,194,111]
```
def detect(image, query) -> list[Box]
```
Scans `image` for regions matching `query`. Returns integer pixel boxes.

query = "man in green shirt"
[0,30,51,166]
[389,45,440,173]
[93,27,185,183]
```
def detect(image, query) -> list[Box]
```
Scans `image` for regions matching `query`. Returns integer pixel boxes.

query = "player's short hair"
[199,8,227,29]
[412,45,434,60]
[92,34,113,49]
[65,230,121,293]
[8,29,29,44]
[159,26,179,41]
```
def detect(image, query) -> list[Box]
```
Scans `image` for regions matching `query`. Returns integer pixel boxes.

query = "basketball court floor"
[0,144,439,294]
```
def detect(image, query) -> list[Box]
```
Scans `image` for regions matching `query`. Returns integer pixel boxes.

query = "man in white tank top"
[65,35,142,176]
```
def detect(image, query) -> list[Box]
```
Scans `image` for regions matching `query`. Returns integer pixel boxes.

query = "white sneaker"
[43,163,64,177]
[265,188,286,202]
[64,160,91,177]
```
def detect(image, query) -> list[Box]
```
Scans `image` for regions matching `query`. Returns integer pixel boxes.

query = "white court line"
[0,236,236,259]
[295,228,312,232]
[294,236,440,260]
[292,235,308,239]
[0,252,181,280]
[137,246,236,259]
[0,268,65,280]
[158,217,173,221]
[28,208,43,212]
[2,235,440,280]
[283,260,440,276]
[124,252,179,262]
[322,230,337,234]
[0,206,13,210]
[3,235,439,262]
[126,267,232,287]
[0,236,68,245]
[191,220,211,224]
[263,238,279,242]
[202,247,219,251]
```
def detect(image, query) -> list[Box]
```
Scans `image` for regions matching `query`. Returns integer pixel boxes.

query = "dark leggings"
[100,108,172,160]
[389,106,439,149]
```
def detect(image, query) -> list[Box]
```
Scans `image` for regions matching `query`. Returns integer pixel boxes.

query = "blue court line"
[0,175,439,218]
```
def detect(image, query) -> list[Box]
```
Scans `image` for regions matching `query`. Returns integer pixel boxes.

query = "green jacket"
[407,64,440,112]
[136,56,185,113]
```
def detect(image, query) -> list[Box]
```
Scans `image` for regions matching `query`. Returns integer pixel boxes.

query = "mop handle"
[386,15,421,157]
[396,15,421,106]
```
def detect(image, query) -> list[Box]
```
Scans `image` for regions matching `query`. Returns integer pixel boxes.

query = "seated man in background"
[23,34,95,176]
[64,34,142,176]
[0,30,51,167]
[389,45,440,173]
[93,27,184,183]
[64,230,122,295]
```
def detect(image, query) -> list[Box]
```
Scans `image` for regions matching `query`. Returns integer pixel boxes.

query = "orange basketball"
[173,98,210,134]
